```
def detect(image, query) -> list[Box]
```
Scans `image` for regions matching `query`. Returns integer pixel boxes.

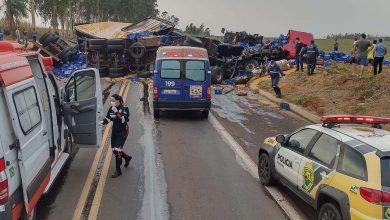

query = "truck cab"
[0,41,103,220]
[152,46,212,118]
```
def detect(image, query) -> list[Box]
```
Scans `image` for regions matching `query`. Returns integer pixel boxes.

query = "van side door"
[62,68,103,148]
[182,60,210,101]
[155,60,183,102]
[4,80,51,216]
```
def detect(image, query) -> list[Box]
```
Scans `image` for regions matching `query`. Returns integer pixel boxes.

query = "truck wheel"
[129,42,146,59]
[42,33,59,47]
[258,153,275,186]
[318,203,342,220]
[211,66,224,84]
[153,110,160,118]
[202,110,209,119]
[108,67,126,78]
[39,32,51,44]
[245,59,260,72]
[58,47,72,62]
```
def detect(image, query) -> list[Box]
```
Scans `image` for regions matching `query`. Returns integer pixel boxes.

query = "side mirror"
[275,134,286,144]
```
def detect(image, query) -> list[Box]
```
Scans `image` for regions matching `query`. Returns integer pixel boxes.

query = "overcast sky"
[157,0,390,38]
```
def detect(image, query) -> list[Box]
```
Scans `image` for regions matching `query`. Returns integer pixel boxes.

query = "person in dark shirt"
[302,40,319,75]
[334,39,339,51]
[295,37,304,72]
[267,60,285,98]
[102,94,132,178]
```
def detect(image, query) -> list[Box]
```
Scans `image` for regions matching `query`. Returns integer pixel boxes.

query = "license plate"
[163,89,180,95]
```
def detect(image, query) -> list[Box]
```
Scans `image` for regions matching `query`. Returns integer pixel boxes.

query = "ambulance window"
[185,61,205,81]
[381,157,390,186]
[338,145,367,181]
[65,70,96,102]
[308,134,339,168]
[13,87,42,135]
[161,60,180,79]
[286,129,317,155]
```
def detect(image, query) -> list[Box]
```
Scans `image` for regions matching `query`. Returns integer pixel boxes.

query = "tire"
[202,110,209,119]
[58,47,72,62]
[318,203,342,220]
[258,153,275,186]
[39,32,52,44]
[108,67,126,78]
[42,33,59,47]
[98,66,109,77]
[245,59,260,72]
[184,36,203,47]
[107,45,124,53]
[211,66,224,84]
[154,110,160,118]
[129,42,146,59]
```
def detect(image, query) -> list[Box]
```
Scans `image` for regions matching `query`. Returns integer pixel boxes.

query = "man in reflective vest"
[267,60,285,98]
[302,40,319,75]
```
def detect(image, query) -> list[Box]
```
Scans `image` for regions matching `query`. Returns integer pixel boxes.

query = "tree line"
[0,0,159,37]
[325,33,389,40]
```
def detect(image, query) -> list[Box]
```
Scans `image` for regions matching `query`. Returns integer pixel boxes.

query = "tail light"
[360,187,390,204]
[0,158,8,205]
[207,86,211,100]
[153,86,158,100]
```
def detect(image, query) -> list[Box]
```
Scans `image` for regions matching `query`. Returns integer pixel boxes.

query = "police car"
[258,115,390,220]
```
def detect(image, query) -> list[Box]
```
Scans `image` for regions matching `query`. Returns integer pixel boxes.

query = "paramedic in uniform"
[102,94,132,178]
[267,60,285,98]
[302,40,319,75]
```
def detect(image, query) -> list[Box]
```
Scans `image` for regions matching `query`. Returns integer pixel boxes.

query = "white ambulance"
[0,41,103,219]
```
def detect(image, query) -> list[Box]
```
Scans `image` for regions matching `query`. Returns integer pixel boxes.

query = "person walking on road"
[102,94,132,178]
[353,33,372,76]
[334,39,339,51]
[268,60,285,98]
[295,37,304,72]
[15,27,21,43]
[302,40,319,75]
[373,38,387,75]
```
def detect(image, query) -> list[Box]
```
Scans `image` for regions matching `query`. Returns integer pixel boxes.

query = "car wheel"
[211,66,224,84]
[245,59,260,72]
[202,110,209,119]
[258,153,275,186]
[153,110,160,118]
[318,203,342,220]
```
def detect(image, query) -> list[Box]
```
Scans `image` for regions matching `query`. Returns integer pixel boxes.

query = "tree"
[159,11,179,26]
[2,0,29,34]
[184,23,210,37]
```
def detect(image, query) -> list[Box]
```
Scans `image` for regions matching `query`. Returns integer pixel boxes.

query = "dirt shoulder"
[250,62,390,118]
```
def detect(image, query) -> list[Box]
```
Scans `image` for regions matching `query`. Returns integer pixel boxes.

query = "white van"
[0,41,103,219]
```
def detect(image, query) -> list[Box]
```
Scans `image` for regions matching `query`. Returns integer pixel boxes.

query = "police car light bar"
[321,115,390,126]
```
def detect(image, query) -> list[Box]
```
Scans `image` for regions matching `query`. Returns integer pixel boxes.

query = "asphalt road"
[36,81,316,220]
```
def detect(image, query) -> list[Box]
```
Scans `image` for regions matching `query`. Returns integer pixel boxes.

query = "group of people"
[15,27,38,45]
[351,34,387,75]
[294,37,319,75]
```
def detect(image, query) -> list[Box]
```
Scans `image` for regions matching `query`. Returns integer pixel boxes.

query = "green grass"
[316,38,390,59]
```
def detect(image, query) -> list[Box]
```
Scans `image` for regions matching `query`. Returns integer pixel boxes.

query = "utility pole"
[30,0,36,29]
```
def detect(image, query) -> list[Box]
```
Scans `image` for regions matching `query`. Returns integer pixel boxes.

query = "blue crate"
[215,89,223,95]
[280,102,290,110]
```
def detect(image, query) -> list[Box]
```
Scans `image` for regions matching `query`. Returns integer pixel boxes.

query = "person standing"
[267,60,285,98]
[22,29,28,45]
[295,37,304,72]
[349,37,358,64]
[15,27,21,43]
[368,40,377,66]
[0,28,4,41]
[334,39,339,51]
[302,40,319,75]
[353,33,372,75]
[32,28,38,42]
[102,94,132,178]
[373,38,387,75]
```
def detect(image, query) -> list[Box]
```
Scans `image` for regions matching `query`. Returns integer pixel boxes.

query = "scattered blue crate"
[215,89,223,95]
[280,102,290,111]
[130,77,140,83]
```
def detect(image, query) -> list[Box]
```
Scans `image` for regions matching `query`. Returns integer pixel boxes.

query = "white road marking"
[209,112,305,220]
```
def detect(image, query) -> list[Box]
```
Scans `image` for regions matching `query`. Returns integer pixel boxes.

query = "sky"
[157,0,390,38]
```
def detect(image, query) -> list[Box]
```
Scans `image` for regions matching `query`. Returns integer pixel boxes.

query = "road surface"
[36,80,316,220]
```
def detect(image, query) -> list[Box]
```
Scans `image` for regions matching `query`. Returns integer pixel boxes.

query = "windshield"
[381,157,390,187]
[185,61,206,82]
[161,60,180,79]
